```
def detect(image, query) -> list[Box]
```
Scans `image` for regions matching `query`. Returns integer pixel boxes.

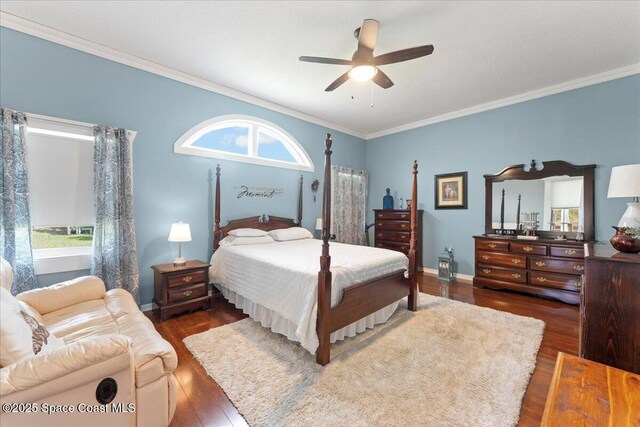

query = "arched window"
[174,115,314,172]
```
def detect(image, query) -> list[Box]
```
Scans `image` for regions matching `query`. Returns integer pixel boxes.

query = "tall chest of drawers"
[473,236,586,304]
[373,209,423,268]
[581,244,640,374]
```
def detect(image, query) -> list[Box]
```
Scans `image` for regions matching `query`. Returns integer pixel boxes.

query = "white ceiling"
[1,1,639,138]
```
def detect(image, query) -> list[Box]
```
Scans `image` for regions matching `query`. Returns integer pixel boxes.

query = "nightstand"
[151,260,211,321]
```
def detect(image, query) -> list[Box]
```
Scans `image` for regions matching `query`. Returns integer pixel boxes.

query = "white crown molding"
[365,63,640,140]
[0,12,366,139]
[2,12,638,142]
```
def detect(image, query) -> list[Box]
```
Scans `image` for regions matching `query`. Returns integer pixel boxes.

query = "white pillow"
[0,287,65,367]
[228,228,268,237]
[219,235,274,247]
[268,227,313,241]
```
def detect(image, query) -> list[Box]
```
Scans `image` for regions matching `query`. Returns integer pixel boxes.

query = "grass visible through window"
[32,227,93,249]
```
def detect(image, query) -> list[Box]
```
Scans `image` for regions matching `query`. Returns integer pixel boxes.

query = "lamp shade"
[315,218,323,231]
[168,222,192,242]
[607,164,640,198]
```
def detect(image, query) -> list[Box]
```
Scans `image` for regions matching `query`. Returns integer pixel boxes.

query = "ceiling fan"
[299,19,434,92]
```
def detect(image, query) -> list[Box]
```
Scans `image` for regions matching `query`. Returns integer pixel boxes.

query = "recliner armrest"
[16,276,106,315]
[0,334,131,396]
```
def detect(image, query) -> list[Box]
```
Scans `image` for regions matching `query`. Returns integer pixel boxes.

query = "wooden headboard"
[213,166,304,250]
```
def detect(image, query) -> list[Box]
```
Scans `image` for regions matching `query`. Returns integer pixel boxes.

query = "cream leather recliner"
[0,258,178,427]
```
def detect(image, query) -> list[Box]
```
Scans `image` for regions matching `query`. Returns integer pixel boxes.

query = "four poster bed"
[209,134,419,365]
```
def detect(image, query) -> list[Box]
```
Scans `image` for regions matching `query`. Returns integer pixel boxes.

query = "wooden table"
[541,352,640,426]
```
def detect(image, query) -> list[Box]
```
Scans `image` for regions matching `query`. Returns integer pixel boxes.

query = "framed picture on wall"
[434,171,468,209]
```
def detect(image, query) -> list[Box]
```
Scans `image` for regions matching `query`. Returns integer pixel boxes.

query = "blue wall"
[366,74,640,275]
[0,28,366,304]
[2,26,638,298]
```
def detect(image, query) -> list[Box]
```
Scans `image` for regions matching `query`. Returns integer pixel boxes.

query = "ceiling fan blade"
[372,69,394,89]
[374,45,434,66]
[325,71,350,92]
[299,56,352,65]
[357,19,379,54]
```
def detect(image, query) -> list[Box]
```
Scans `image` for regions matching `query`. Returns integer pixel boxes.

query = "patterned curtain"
[331,166,369,245]
[0,108,38,294]
[92,126,140,303]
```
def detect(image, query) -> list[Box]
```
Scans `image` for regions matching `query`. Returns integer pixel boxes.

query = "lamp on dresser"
[607,164,640,227]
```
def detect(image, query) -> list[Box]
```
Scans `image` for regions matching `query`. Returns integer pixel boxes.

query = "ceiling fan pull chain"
[370,81,374,108]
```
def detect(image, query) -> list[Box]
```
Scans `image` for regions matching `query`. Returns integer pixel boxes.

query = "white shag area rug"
[183,293,545,427]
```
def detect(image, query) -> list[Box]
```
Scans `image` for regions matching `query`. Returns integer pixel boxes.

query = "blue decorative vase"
[383,188,394,210]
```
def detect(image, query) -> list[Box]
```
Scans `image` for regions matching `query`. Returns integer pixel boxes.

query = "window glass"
[257,132,296,163]
[191,126,249,155]
[32,226,94,250]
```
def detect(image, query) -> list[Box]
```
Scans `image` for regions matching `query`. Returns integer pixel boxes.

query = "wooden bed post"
[298,174,303,225]
[408,160,419,311]
[317,133,333,366]
[214,164,221,251]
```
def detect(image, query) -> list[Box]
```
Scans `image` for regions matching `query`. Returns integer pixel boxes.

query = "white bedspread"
[209,239,408,353]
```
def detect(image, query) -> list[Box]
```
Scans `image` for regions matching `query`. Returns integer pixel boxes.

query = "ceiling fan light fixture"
[348,65,377,82]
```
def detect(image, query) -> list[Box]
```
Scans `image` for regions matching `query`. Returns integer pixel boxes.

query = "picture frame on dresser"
[434,171,467,209]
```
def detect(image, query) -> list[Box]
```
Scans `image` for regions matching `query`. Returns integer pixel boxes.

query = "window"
[26,116,95,274]
[174,115,314,172]
[549,207,580,232]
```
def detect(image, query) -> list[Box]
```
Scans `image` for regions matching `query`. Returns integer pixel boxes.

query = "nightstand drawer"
[167,271,206,288]
[167,283,207,304]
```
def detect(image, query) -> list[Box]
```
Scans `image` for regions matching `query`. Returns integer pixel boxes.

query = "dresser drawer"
[477,251,526,269]
[477,266,526,284]
[476,240,509,252]
[167,270,206,288]
[530,257,585,275]
[375,220,410,231]
[529,271,580,292]
[549,246,584,259]
[167,283,207,304]
[375,241,410,254]
[375,211,411,221]
[376,230,410,243]
[511,242,547,256]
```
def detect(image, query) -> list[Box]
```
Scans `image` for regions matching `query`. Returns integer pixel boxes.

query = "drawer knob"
[401,235,407,239]
[573,265,584,271]
[401,224,407,228]
[182,275,193,283]
[400,214,407,218]
[183,290,193,297]
[512,259,522,264]
[512,273,522,278]
[483,268,491,274]
[536,276,547,283]
[378,223,383,227]
[482,255,490,260]
[378,214,383,218]
[488,243,497,249]
[565,249,577,255]
[535,261,546,267]
[400,246,406,250]
[523,246,533,252]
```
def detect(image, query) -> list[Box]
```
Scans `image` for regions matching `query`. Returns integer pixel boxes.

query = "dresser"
[152,260,211,321]
[473,236,586,304]
[581,244,640,374]
[373,209,423,268]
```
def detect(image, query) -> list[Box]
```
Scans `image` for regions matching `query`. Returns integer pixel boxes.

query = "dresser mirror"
[484,160,596,240]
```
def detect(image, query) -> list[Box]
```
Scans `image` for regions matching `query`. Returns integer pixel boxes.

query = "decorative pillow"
[228,228,268,237]
[268,227,313,241]
[0,257,13,291]
[0,287,64,367]
[219,235,275,247]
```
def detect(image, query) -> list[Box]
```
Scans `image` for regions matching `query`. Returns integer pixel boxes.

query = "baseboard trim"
[421,268,473,283]
[141,302,152,312]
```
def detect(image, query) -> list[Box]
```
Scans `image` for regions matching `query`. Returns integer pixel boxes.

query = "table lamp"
[168,222,191,266]
[607,164,640,227]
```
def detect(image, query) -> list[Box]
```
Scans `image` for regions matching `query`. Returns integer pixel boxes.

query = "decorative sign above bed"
[234,185,283,199]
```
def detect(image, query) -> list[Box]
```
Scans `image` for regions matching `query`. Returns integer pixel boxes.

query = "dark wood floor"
[148,273,579,427]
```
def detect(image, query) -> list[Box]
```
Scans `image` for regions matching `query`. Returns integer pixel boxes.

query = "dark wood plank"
[148,273,580,427]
